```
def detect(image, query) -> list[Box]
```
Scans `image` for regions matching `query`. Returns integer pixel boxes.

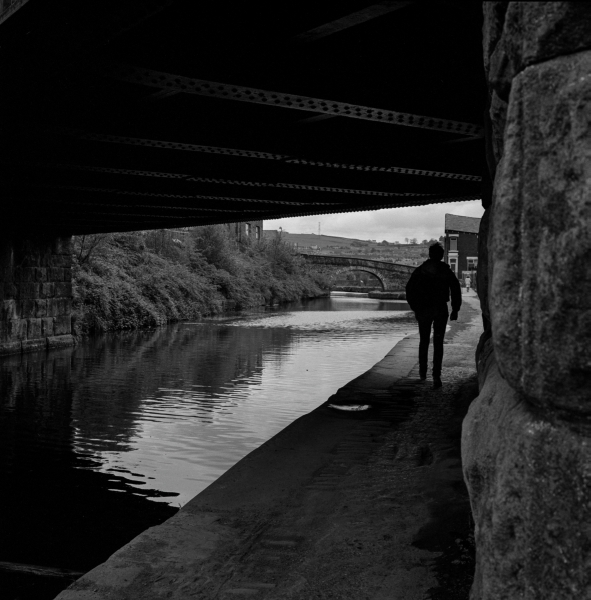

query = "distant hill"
[263,230,440,266]
[263,231,374,248]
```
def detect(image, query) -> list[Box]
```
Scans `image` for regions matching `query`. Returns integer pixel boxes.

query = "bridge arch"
[332,266,386,291]
[300,254,414,292]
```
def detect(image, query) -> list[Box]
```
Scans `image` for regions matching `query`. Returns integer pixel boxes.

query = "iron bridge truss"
[0,0,486,235]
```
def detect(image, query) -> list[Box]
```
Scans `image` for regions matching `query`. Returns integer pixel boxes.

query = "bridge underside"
[333,267,387,291]
[0,1,484,236]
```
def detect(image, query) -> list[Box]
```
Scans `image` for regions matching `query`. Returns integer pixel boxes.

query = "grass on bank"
[72,227,330,335]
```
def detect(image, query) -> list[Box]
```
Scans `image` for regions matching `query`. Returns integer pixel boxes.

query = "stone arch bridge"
[300,254,414,291]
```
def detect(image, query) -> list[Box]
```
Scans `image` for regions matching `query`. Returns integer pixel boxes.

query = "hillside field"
[263,231,441,266]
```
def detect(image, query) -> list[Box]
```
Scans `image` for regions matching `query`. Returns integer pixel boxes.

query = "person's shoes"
[433,376,442,389]
[419,368,427,380]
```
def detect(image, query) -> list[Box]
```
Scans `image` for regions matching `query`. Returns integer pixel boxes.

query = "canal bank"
[56,294,482,600]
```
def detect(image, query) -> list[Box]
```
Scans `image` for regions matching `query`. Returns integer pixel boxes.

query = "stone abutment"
[463,3,591,598]
[0,236,74,356]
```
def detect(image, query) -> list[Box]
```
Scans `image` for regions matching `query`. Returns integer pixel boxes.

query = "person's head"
[428,243,444,261]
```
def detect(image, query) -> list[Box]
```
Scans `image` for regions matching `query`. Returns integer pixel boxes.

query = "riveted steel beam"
[32,184,341,207]
[293,1,413,43]
[62,129,482,182]
[25,183,481,212]
[110,65,483,137]
[30,163,445,198]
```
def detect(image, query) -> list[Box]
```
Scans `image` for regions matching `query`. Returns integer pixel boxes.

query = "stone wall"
[0,236,75,356]
[463,3,591,598]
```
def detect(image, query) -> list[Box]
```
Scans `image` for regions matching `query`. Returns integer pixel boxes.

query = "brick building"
[228,220,263,242]
[444,214,480,284]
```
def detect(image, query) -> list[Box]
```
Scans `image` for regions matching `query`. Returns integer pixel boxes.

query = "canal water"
[0,294,415,599]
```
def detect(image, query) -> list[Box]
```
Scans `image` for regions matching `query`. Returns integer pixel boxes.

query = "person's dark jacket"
[405,259,462,313]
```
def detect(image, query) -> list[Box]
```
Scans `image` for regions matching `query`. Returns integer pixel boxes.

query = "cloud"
[265,200,484,242]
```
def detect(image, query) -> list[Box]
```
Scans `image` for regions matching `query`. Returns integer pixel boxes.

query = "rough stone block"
[35,267,47,282]
[34,299,47,318]
[4,282,17,298]
[54,316,71,335]
[26,318,42,339]
[19,282,39,299]
[490,51,591,413]
[52,237,72,255]
[47,298,70,317]
[46,298,58,317]
[463,354,591,599]
[46,334,75,350]
[7,319,27,341]
[15,267,35,283]
[53,298,72,317]
[48,267,63,282]
[2,267,14,283]
[20,299,35,319]
[22,338,46,353]
[51,254,73,268]
[40,282,55,299]
[1,299,18,320]
[55,282,73,298]
[488,35,513,101]
[39,251,53,267]
[63,268,72,282]
[482,1,509,78]
[50,254,64,267]
[0,341,21,355]
[489,2,591,100]
[489,91,507,165]
[504,2,591,73]
[41,317,54,337]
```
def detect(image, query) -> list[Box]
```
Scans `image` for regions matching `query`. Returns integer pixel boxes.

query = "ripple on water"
[2,298,416,508]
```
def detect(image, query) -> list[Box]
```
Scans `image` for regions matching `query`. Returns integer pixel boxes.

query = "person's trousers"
[416,304,449,377]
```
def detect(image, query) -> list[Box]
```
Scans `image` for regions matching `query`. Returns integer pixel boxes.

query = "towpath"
[56,294,482,600]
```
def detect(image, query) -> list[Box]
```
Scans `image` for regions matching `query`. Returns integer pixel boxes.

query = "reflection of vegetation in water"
[0,319,296,588]
[62,323,293,447]
[72,227,330,335]
[0,350,177,585]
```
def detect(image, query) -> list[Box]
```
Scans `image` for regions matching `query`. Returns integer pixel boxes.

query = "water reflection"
[0,296,414,581]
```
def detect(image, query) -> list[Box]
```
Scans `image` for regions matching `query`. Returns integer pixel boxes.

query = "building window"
[245,223,250,236]
[255,226,260,240]
[449,257,458,274]
[449,237,458,251]
[467,257,478,270]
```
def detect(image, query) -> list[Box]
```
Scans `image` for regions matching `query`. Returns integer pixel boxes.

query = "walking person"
[465,275,472,293]
[405,243,461,388]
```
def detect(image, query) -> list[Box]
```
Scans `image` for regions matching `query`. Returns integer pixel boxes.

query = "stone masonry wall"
[0,236,74,356]
[463,3,591,599]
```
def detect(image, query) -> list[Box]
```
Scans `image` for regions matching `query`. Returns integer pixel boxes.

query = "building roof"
[445,214,481,234]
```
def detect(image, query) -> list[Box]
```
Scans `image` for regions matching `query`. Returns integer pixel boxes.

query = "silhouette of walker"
[405,243,462,388]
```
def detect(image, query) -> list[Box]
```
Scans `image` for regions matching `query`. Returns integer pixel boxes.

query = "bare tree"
[75,234,110,265]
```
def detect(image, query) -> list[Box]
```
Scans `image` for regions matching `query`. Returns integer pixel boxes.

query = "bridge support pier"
[0,236,74,356]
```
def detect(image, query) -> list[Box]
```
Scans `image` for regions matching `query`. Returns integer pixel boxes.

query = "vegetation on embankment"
[72,227,330,335]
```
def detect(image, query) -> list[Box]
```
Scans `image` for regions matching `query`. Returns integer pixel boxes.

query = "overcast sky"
[265,199,484,243]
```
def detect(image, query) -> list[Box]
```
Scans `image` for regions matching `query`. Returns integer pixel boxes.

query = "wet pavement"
[55,294,482,600]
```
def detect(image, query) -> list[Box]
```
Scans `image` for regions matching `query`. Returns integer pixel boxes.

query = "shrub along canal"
[0,294,415,599]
